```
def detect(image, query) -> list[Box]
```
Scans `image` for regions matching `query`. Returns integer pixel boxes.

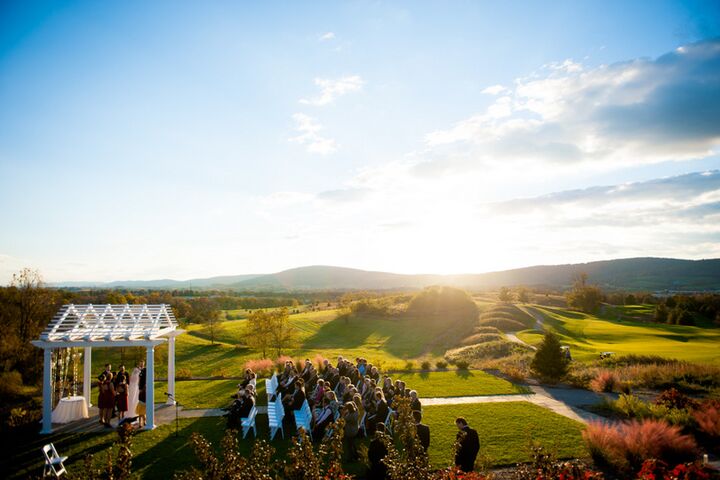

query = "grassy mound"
[445,339,533,363]
[459,332,504,346]
[478,303,536,332]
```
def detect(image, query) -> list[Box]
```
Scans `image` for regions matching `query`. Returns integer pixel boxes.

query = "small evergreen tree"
[531,332,569,382]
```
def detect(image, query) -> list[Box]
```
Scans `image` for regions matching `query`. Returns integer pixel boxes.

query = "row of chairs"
[293,399,313,440]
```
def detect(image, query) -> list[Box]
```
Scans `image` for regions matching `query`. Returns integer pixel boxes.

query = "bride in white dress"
[127,363,141,417]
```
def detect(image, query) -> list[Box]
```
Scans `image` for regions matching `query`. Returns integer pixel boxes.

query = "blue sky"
[1,0,719,282]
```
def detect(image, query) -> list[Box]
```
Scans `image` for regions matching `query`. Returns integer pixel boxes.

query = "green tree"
[565,273,602,313]
[189,298,224,345]
[530,332,569,382]
[268,308,297,357]
[654,303,669,323]
[516,287,530,303]
[246,310,273,358]
[498,287,512,303]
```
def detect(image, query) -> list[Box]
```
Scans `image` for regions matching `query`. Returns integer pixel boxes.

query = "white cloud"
[423,39,720,172]
[300,75,364,106]
[481,84,509,95]
[288,113,338,155]
[319,32,336,41]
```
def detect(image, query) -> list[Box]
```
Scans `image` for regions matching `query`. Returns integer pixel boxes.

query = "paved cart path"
[174,385,608,425]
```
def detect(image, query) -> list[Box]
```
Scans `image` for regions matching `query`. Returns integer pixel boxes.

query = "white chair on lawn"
[293,399,313,441]
[384,408,395,435]
[241,405,257,439]
[358,411,367,437]
[266,373,278,400]
[267,395,285,440]
[42,443,67,478]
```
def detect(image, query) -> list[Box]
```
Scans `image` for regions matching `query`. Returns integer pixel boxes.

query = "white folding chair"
[42,443,67,478]
[241,406,257,439]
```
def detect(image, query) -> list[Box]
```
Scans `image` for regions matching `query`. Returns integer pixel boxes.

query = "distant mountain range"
[51,257,720,292]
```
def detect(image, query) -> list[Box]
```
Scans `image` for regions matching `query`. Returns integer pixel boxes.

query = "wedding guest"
[342,401,359,460]
[114,364,130,420]
[414,410,430,452]
[98,372,115,427]
[409,390,421,411]
[368,423,389,479]
[454,417,480,472]
[283,378,306,419]
[136,386,146,428]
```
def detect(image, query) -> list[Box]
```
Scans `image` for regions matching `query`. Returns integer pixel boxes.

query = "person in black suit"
[367,423,389,479]
[283,379,306,420]
[454,417,480,472]
[366,391,388,435]
[413,410,430,452]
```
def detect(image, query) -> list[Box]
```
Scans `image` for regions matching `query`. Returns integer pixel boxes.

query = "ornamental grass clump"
[583,419,697,473]
[590,370,619,393]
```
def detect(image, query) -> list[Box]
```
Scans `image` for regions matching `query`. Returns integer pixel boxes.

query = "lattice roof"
[39,304,178,343]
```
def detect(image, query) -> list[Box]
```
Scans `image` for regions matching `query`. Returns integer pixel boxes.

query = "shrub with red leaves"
[692,399,720,438]
[591,370,619,393]
[637,459,713,480]
[655,389,699,411]
[583,419,698,472]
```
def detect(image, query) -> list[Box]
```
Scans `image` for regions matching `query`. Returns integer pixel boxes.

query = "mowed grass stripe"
[517,306,720,363]
[422,402,587,467]
[394,370,529,397]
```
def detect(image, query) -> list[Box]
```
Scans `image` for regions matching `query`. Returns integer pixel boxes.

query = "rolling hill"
[52,257,720,292]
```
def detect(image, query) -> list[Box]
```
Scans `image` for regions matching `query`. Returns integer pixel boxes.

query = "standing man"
[413,410,430,452]
[454,417,480,472]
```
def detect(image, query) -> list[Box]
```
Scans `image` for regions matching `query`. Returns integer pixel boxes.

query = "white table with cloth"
[51,395,89,423]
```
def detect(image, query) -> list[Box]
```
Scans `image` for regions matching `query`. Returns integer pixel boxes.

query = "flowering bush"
[590,370,619,393]
[655,388,699,411]
[637,459,713,480]
[693,399,720,438]
[583,419,697,472]
[244,358,274,377]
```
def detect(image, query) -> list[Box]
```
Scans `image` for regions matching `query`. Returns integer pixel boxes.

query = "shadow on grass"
[455,369,474,379]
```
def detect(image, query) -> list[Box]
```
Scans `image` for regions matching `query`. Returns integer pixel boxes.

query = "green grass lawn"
[7,402,587,478]
[394,370,530,397]
[517,305,720,364]
[88,308,478,381]
[422,402,587,467]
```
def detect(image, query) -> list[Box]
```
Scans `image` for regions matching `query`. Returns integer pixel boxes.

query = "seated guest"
[342,401,360,460]
[326,366,340,389]
[310,379,326,408]
[301,359,315,382]
[343,385,356,403]
[409,390,421,411]
[394,380,407,398]
[226,388,255,429]
[366,391,388,436]
[414,410,430,452]
[320,359,330,378]
[283,379,306,419]
[353,393,365,428]
[357,358,366,377]
[278,368,298,396]
[335,376,350,398]
[312,391,339,440]
[382,377,395,405]
[240,368,254,388]
[368,365,380,382]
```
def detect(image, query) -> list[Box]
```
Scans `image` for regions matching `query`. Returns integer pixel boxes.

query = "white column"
[41,348,53,434]
[166,336,176,405]
[83,347,92,408]
[145,346,155,430]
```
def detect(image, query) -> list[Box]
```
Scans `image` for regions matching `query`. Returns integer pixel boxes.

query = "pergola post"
[83,346,92,408]
[145,346,155,430]
[41,347,53,434]
[166,335,176,405]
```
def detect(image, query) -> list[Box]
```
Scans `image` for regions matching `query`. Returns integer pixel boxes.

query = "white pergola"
[32,304,184,434]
